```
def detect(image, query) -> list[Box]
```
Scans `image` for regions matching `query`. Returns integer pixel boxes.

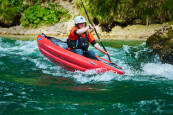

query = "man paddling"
[67,16,109,60]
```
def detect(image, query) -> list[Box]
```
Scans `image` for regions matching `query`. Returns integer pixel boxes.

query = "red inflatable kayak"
[37,34,124,74]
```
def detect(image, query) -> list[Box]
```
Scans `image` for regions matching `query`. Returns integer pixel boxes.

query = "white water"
[0,38,173,83]
[143,63,173,80]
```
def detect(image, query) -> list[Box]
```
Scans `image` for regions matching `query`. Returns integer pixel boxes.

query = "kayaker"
[67,16,109,60]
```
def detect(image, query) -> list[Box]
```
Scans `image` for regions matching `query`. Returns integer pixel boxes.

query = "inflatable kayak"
[37,33,124,74]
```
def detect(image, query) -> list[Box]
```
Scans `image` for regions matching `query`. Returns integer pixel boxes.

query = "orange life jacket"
[68,26,96,50]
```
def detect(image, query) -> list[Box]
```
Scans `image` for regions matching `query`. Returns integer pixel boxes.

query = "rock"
[146,25,173,64]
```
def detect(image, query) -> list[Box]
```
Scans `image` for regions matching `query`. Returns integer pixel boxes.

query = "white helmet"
[74,16,87,25]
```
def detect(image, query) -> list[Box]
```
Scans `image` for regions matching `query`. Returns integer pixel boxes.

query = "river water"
[0,37,173,115]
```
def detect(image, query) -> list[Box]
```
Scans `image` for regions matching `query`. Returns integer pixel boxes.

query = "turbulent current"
[0,37,173,115]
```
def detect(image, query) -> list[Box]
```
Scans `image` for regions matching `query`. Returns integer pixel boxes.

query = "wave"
[0,37,173,83]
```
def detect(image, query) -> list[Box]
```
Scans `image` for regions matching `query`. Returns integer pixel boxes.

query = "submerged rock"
[146,25,173,64]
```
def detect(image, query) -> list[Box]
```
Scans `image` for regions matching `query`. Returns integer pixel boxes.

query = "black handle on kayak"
[80,0,112,62]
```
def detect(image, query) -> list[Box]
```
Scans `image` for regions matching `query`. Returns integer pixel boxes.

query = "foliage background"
[75,0,173,31]
[0,0,71,28]
[0,0,173,30]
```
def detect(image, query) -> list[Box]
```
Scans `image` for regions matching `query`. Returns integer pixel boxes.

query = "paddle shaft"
[80,0,112,62]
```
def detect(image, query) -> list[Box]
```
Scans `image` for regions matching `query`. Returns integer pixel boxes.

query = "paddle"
[80,0,112,62]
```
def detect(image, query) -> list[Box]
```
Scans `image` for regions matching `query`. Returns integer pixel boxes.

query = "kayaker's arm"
[94,43,109,55]
[76,24,94,34]
[76,26,89,34]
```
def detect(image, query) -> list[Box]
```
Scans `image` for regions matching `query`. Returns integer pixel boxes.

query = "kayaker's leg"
[85,50,98,60]
[70,49,83,56]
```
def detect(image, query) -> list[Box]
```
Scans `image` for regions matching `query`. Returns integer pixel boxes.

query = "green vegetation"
[20,4,71,28]
[1,0,173,30]
[76,0,173,31]
[0,0,24,27]
[0,0,71,28]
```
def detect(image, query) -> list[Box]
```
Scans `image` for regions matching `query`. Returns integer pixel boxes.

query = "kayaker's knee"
[70,49,83,56]
[86,50,98,60]
[88,50,95,56]
[76,49,83,55]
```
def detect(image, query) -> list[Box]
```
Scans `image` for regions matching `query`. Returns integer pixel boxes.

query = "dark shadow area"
[0,15,21,28]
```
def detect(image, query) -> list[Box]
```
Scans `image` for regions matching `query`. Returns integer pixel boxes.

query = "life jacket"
[67,33,89,51]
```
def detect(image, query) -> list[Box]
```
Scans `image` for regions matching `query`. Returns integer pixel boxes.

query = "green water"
[0,37,173,115]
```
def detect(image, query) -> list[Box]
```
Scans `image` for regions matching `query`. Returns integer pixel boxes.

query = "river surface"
[0,37,173,115]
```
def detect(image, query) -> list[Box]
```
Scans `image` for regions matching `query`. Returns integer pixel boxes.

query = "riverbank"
[0,22,169,40]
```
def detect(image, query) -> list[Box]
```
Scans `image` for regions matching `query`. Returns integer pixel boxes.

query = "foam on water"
[142,63,173,80]
[0,39,38,56]
[72,70,116,83]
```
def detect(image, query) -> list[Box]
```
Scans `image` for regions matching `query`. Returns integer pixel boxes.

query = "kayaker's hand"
[89,24,95,30]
